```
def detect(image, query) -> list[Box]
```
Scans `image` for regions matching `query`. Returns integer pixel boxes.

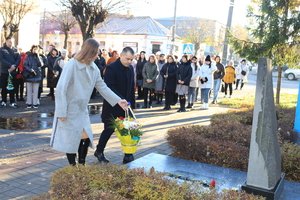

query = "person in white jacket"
[235,59,249,90]
[199,55,217,109]
[187,56,200,108]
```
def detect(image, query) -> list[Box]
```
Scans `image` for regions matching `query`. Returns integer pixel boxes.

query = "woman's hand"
[118,99,128,111]
[58,117,67,122]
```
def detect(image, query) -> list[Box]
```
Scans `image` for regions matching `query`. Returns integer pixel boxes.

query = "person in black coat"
[95,47,136,164]
[176,55,192,112]
[91,49,107,99]
[0,37,20,108]
[23,45,43,108]
[135,51,147,99]
[46,48,58,100]
[160,55,178,110]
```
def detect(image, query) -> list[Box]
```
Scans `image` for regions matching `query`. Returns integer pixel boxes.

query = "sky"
[41,0,251,26]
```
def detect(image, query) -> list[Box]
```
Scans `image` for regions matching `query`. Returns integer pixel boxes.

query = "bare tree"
[0,0,34,43]
[183,20,217,54]
[61,0,128,41]
[49,10,77,49]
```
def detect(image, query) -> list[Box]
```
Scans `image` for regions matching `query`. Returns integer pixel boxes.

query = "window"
[123,42,138,53]
[99,41,105,49]
[152,44,161,54]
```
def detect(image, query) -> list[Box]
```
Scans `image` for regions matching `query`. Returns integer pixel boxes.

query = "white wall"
[18,1,40,51]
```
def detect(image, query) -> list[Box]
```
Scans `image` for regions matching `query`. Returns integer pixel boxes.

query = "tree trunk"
[276,66,282,105]
[64,31,68,49]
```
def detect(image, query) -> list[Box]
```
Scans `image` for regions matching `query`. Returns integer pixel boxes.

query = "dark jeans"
[15,78,24,99]
[96,121,114,153]
[235,79,244,89]
[143,88,155,106]
[224,83,233,95]
[0,73,15,103]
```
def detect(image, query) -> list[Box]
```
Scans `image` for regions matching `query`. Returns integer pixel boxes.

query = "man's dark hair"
[121,47,134,55]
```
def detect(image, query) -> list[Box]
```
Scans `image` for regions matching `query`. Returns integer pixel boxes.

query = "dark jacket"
[94,56,106,77]
[0,45,20,75]
[177,61,192,86]
[136,59,147,80]
[101,58,135,123]
[160,62,178,92]
[47,55,58,88]
[213,62,225,79]
[23,53,42,83]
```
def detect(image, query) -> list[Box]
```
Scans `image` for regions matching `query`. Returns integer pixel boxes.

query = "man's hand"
[8,65,16,72]
[164,75,168,78]
[118,99,128,111]
[146,79,152,83]
[58,117,67,122]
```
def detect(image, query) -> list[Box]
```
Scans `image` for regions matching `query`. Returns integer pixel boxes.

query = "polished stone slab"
[127,153,300,200]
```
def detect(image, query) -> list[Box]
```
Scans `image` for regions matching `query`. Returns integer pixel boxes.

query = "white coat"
[50,58,121,153]
[199,63,217,89]
[236,63,249,82]
[189,63,200,88]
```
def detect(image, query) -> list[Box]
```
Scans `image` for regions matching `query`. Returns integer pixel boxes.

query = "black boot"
[66,153,76,166]
[78,138,90,165]
[186,103,192,109]
[94,150,109,163]
[123,154,134,164]
[181,97,186,112]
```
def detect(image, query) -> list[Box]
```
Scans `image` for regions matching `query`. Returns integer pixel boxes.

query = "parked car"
[284,68,300,80]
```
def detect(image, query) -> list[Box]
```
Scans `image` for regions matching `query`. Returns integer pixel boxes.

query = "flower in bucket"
[112,116,143,140]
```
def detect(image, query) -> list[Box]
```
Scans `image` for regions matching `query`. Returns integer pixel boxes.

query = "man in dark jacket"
[0,37,20,108]
[94,47,136,164]
[212,56,225,104]
[91,49,106,99]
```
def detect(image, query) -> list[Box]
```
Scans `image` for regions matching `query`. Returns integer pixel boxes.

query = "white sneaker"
[229,95,232,98]
[205,103,209,109]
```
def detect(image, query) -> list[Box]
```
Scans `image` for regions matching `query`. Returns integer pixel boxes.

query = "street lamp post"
[222,0,234,65]
[170,0,177,55]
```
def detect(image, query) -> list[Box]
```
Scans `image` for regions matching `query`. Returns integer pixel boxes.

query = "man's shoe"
[9,103,18,108]
[1,101,6,107]
[123,154,134,164]
[94,151,109,163]
[33,105,39,109]
[27,104,32,109]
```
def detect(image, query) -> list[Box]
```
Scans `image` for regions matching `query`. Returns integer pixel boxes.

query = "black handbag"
[221,84,225,93]
[241,70,246,76]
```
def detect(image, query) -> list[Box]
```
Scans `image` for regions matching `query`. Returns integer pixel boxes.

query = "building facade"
[40,15,182,56]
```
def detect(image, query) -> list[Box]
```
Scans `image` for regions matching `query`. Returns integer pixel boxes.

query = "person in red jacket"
[15,51,27,101]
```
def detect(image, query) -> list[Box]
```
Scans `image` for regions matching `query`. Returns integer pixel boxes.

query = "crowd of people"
[0,36,250,112]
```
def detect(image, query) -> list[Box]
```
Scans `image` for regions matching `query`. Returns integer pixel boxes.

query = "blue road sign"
[183,43,195,55]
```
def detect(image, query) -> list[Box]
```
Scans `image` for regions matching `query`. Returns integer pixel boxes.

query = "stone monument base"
[242,173,285,200]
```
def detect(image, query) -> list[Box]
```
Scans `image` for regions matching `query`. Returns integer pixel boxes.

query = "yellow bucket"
[115,130,139,154]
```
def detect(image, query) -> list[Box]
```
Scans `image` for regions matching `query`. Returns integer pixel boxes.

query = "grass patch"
[219,93,297,109]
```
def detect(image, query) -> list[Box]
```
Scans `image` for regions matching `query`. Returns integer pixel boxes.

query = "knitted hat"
[205,55,211,62]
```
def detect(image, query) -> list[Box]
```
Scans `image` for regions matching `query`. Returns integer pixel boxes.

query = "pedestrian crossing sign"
[183,43,195,55]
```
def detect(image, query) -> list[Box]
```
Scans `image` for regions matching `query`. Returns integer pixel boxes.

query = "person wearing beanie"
[176,54,192,112]
[199,55,217,109]
[235,59,249,90]
[187,56,200,108]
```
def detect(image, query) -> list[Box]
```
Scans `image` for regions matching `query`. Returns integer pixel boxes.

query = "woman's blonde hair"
[74,38,99,64]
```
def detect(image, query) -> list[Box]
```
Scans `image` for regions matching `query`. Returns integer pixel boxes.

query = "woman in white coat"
[50,39,128,166]
[199,55,217,109]
[235,59,249,90]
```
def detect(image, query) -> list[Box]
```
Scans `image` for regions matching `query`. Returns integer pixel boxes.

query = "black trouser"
[49,87,54,95]
[156,93,163,103]
[179,95,186,110]
[137,79,143,98]
[164,91,174,108]
[143,88,155,106]
[224,83,233,95]
[235,79,244,89]
[14,78,24,100]
[0,73,15,104]
[96,121,115,153]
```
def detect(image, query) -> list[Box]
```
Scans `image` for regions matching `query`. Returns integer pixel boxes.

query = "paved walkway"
[0,94,232,200]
